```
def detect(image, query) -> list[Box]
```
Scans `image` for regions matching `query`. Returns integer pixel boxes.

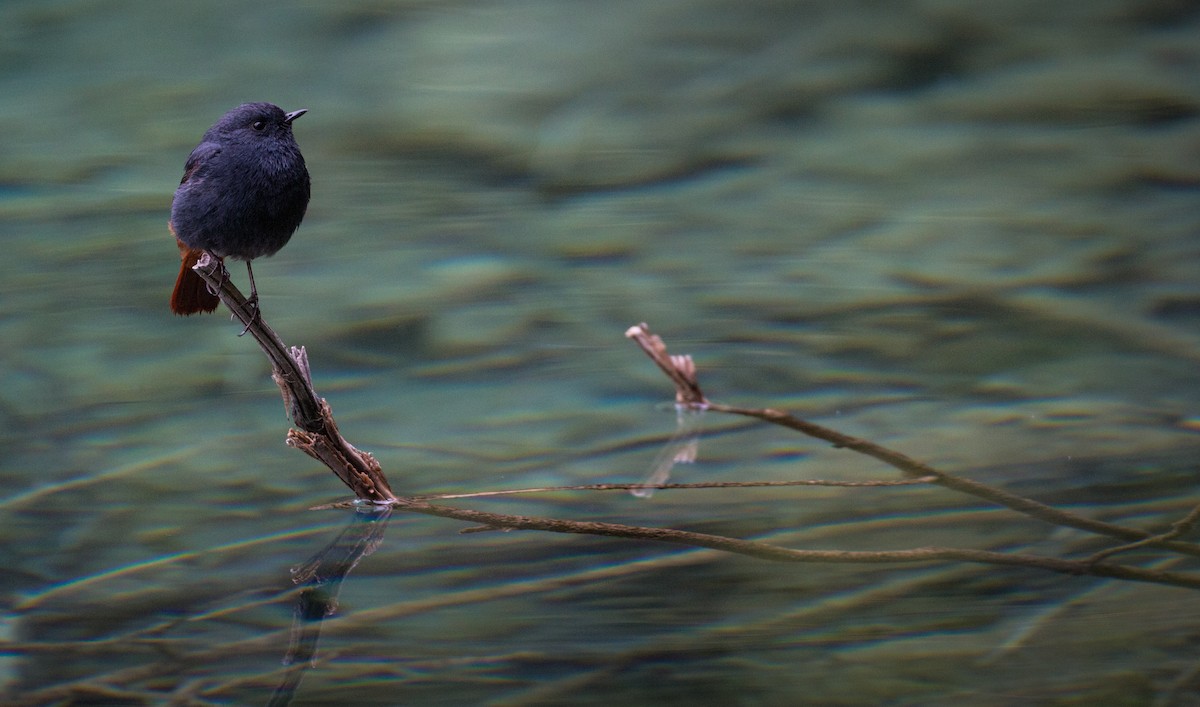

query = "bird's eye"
[251,120,266,131]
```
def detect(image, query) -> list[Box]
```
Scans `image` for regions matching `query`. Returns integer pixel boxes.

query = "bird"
[169,102,311,319]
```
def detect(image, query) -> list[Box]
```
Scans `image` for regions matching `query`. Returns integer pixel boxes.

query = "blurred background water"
[3,0,1200,704]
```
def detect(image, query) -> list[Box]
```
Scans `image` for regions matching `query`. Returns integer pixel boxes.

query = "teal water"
[3,1,1200,704]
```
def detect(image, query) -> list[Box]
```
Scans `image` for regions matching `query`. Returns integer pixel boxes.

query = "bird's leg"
[239,260,262,336]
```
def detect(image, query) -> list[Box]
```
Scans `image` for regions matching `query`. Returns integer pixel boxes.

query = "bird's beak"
[284,108,308,124]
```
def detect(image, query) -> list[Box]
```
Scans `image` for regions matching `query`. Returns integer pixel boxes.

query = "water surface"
[2,1,1200,704]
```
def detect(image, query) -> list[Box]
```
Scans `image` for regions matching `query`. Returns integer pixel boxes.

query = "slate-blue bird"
[169,102,310,316]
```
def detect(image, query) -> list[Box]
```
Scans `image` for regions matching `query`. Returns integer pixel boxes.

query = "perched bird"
[169,102,311,318]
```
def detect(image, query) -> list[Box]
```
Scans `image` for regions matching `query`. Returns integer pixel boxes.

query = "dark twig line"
[412,477,937,500]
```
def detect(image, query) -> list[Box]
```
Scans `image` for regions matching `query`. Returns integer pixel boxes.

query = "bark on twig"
[625,323,707,406]
[191,254,396,503]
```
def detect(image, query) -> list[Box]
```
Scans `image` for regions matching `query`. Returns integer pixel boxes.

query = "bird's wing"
[179,141,222,185]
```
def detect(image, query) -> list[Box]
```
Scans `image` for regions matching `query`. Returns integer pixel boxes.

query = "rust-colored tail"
[170,237,220,315]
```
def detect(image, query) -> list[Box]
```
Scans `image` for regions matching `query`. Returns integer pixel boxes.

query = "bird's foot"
[238,294,260,337]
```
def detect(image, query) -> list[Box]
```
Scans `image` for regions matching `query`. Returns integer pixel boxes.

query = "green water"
[3,1,1200,704]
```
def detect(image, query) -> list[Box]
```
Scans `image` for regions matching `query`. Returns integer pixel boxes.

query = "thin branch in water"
[410,476,937,501]
[1086,501,1200,564]
[388,497,1200,592]
[625,322,1200,560]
